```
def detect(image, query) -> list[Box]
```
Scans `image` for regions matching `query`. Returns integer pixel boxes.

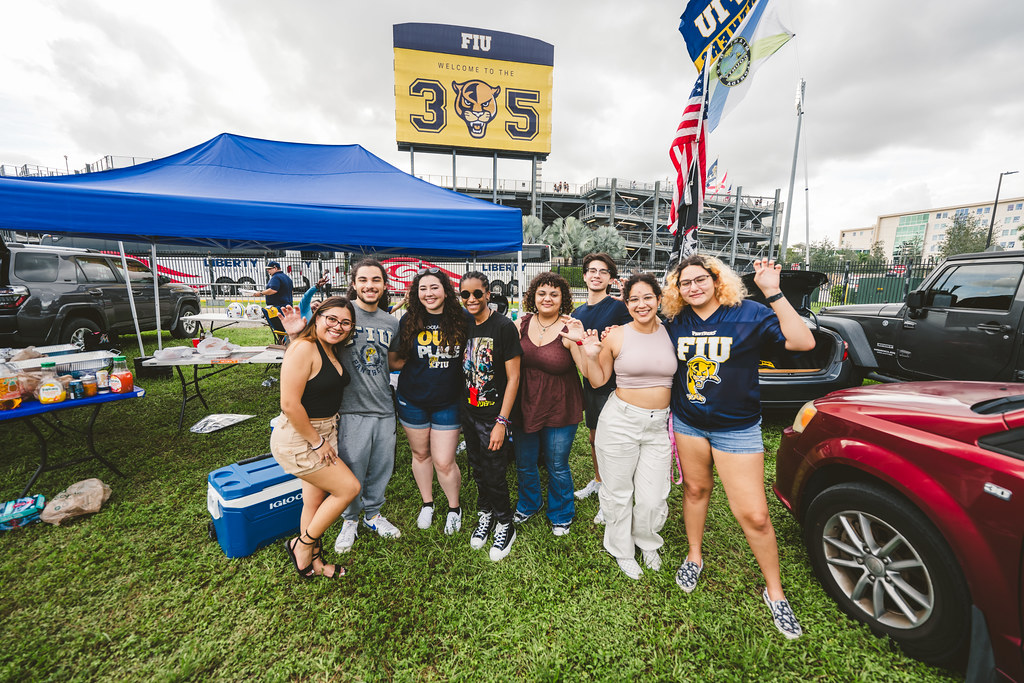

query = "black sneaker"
[470,511,494,550]
[512,509,533,525]
[489,521,516,562]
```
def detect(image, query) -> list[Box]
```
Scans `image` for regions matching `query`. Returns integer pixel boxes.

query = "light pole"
[985,170,1018,249]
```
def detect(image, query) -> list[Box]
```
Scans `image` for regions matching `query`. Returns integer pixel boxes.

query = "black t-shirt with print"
[391,312,466,406]
[462,312,523,419]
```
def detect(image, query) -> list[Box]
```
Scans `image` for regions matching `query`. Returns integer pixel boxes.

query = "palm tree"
[522,215,544,244]
[542,217,590,263]
[580,225,626,259]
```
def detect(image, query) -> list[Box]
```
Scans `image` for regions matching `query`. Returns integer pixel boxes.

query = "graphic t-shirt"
[390,312,466,406]
[463,312,523,419]
[338,306,399,417]
[572,296,632,391]
[664,300,787,431]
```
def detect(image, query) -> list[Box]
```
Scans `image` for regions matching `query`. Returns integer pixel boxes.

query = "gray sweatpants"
[337,413,397,521]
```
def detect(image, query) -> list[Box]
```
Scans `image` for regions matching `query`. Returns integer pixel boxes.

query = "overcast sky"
[3,0,1024,247]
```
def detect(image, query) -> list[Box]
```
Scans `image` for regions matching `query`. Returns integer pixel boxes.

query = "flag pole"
[780,78,805,263]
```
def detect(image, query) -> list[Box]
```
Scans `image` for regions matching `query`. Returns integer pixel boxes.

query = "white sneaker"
[334,519,358,553]
[363,513,401,539]
[641,549,662,571]
[593,507,605,525]
[552,523,571,537]
[444,508,463,535]
[489,521,516,562]
[616,557,643,580]
[574,479,601,500]
[417,505,434,530]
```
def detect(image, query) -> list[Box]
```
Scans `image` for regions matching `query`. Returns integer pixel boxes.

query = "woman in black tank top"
[270,296,361,580]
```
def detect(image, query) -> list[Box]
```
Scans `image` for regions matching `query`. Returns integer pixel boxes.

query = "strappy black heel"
[311,535,345,579]
[285,532,318,580]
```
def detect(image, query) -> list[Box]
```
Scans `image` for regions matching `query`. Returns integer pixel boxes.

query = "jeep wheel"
[214,277,236,297]
[489,280,506,297]
[804,482,970,666]
[237,277,256,296]
[170,304,200,339]
[62,317,101,348]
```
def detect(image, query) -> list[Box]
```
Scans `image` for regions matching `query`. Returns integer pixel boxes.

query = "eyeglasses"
[585,268,610,276]
[626,294,658,306]
[678,274,712,290]
[320,314,353,329]
[417,267,441,276]
[460,289,485,300]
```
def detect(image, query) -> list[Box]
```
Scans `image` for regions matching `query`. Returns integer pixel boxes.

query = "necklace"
[536,315,559,335]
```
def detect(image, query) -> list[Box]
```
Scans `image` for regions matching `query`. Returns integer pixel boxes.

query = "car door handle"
[87,288,103,296]
[976,322,1012,334]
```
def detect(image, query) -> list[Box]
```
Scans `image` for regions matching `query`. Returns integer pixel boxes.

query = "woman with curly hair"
[663,255,814,639]
[388,268,469,535]
[271,296,361,579]
[511,271,586,536]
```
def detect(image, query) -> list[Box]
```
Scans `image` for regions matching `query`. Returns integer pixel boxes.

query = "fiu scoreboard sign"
[394,23,553,158]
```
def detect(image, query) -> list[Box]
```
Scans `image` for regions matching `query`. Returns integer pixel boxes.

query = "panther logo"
[686,356,721,404]
[452,79,501,138]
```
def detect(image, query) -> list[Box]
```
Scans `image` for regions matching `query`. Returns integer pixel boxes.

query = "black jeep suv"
[0,242,201,347]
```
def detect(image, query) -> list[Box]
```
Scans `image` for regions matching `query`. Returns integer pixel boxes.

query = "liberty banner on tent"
[706,1,793,132]
[394,23,553,158]
[678,0,757,71]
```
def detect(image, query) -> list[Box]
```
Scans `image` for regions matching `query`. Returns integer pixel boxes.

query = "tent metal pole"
[517,249,524,315]
[118,241,145,356]
[151,241,163,350]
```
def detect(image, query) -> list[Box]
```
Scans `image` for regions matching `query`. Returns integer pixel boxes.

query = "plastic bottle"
[109,356,134,394]
[36,362,66,404]
[0,362,21,410]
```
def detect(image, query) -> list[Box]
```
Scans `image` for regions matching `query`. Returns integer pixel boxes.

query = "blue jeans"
[512,423,578,525]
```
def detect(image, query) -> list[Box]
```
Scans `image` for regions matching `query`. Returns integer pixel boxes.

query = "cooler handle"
[237,453,275,466]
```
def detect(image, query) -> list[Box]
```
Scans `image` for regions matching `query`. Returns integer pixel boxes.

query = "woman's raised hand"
[279,305,307,337]
[581,329,602,358]
[559,316,587,343]
[752,258,783,296]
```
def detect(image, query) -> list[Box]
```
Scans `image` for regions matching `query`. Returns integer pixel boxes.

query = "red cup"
[192,338,202,348]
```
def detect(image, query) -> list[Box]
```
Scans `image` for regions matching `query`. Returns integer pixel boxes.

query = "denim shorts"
[671,414,764,454]
[396,393,461,431]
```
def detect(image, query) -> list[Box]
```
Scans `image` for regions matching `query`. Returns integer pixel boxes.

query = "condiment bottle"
[109,356,134,394]
[0,362,21,410]
[36,361,66,404]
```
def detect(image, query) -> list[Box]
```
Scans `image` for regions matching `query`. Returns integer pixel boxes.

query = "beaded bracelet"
[495,415,511,428]
[311,437,326,450]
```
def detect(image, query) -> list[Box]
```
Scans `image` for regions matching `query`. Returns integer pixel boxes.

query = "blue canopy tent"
[0,133,523,255]
[0,133,523,350]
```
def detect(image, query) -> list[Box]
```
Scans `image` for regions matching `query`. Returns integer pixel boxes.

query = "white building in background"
[838,226,874,253]
[844,196,1024,260]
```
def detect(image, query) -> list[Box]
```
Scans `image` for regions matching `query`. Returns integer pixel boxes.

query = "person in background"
[298,272,332,321]
[459,272,522,561]
[271,296,360,580]
[571,253,632,523]
[257,261,293,309]
[571,273,675,580]
[512,271,585,537]
[388,268,468,535]
[662,255,814,639]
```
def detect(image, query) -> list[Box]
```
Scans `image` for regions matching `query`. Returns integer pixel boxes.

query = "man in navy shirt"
[570,252,632,522]
[258,261,293,309]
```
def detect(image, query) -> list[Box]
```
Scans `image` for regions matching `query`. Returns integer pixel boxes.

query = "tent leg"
[152,241,163,351]
[118,241,145,356]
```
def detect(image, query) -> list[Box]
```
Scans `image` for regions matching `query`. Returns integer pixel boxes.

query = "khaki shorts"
[270,413,339,477]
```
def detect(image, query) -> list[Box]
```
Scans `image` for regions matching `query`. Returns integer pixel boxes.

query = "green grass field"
[0,329,962,682]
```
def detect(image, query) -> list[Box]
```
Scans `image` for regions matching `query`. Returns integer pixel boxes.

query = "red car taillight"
[842,340,849,362]
[0,285,29,309]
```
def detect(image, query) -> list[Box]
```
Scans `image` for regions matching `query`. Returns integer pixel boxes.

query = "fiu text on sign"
[394,23,553,158]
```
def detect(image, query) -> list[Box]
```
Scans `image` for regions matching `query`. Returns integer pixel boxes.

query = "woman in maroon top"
[512,272,585,536]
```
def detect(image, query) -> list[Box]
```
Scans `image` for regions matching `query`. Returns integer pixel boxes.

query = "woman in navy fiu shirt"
[662,255,814,640]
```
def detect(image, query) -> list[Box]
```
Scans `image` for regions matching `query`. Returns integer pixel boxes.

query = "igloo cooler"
[207,454,302,558]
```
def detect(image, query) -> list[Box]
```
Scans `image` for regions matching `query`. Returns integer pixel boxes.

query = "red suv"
[774,381,1024,681]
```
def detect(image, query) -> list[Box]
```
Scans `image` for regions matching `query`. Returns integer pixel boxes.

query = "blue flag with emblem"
[678,0,758,72]
[705,0,793,133]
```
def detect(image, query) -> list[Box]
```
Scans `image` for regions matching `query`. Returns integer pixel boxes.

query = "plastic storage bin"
[207,454,301,558]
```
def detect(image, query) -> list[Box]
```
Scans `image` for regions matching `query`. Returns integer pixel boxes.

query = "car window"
[74,256,119,283]
[111,258,155,282]
[13,253,59,282]
[925,263,1023,311]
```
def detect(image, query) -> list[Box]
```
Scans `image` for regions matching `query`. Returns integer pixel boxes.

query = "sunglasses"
[417,267,441,276]
[460,289,485,300]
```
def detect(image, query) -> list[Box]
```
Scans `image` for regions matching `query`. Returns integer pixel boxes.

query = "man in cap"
[256,261,293,309]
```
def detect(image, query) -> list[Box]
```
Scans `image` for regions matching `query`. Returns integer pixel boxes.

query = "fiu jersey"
[664,300,786,431]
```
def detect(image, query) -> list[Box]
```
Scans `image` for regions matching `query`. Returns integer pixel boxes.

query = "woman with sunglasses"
[662,255,814,639]
[568,273,676,580]
[458,272,522,561]
[271,296,361,580]
[511,271,586,536]
[388,268,469,534]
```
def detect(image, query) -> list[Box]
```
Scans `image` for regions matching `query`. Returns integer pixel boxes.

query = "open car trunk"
[759,327,839,374]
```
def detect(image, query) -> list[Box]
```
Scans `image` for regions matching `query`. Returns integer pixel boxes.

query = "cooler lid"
[208,454,293,500]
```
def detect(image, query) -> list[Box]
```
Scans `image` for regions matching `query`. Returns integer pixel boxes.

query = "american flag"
[667,65,709,258]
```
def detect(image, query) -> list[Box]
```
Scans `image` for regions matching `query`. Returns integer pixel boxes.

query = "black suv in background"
[0,242,201,347]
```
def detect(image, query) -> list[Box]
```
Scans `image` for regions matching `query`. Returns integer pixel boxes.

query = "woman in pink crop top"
[568,273,676,580]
